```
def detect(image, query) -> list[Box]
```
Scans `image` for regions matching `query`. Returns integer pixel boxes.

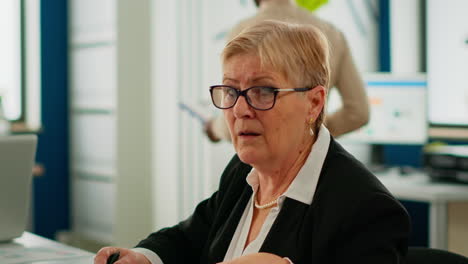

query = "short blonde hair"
[222,20,330,134]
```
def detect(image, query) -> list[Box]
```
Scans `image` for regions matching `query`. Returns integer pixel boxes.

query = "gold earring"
[309,117,315,136]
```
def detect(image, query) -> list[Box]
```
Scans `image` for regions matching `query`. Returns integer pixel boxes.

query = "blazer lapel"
[260,198,311,262]
[208,186,252,263]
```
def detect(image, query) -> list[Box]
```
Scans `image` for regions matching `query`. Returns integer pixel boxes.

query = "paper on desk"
[0,246,89,264]
[178,101,211,125]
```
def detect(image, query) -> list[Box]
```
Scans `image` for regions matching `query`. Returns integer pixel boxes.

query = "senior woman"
[95,21,410,264]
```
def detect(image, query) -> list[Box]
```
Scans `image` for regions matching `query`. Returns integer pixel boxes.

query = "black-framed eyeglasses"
[209,85,313,111]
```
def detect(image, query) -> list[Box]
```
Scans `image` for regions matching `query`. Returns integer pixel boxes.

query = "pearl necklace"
[254,193,278,209]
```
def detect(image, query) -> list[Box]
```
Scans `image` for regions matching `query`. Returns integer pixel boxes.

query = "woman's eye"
[256,87,274,97]
[225,88,237,99]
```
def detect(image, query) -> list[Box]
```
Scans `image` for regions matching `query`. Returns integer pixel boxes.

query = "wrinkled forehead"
[222,52,297,86]
[222,54,294,87]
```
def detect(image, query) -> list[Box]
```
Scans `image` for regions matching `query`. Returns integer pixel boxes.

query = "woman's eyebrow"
[222,76,275,84]
[252,76,276,85]
[251,76,275,83]
[222,77,238,84]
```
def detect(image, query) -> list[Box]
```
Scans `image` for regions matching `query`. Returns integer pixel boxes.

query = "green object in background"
[296,0,329,12]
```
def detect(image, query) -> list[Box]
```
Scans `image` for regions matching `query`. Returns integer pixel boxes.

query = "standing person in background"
[205,0,369,142]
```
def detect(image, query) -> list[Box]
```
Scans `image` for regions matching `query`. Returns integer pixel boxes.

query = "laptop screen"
[0,135,37,242]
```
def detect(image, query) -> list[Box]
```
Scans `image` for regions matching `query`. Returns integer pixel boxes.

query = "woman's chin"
[237,149,262,165]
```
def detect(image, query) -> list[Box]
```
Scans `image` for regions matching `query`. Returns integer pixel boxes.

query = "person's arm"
[324,32,369,137]
[334,192,410,264]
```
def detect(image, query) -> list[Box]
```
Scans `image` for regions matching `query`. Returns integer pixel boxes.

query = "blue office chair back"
[405,247,468,264]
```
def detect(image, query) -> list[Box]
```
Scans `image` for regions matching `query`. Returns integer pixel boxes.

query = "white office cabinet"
[69,0,116,44]
[69,0,152,248]
[71,114,116,178]
[73,178,116,243]
[71,46,116,110]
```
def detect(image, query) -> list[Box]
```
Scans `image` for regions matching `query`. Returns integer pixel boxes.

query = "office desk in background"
[0,232,94,264]
[377,168,468,256]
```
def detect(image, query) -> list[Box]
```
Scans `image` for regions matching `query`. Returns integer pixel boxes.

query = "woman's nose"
[233,95,255,119]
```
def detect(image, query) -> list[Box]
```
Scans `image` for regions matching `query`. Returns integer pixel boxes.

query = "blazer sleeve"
[135,155,244,264]
[334,192,410,264]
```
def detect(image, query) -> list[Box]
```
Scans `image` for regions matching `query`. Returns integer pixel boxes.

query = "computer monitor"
[327,73,427,145]
[0,135,37,241]
[426,0,468,141]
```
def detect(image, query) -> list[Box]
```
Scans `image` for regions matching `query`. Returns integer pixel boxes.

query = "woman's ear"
[306,85,326,121]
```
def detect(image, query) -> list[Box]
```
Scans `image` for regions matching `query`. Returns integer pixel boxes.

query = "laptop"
[0,134,37,242]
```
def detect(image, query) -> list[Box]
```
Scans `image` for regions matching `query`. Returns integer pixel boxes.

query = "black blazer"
[137,138,410,264]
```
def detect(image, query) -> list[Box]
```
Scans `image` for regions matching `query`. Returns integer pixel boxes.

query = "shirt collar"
[246,125,331,205]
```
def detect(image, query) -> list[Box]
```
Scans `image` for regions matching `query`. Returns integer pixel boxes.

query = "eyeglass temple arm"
[274,87,312,92]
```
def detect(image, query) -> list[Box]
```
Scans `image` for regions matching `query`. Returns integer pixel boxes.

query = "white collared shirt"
[134,125,331,264]
[223,125,330,261]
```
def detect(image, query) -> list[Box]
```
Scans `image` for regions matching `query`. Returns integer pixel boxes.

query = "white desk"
[0,232,94,263]
[377,168,468,255]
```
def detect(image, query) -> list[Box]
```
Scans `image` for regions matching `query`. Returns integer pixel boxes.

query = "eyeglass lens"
[211,86,275,110]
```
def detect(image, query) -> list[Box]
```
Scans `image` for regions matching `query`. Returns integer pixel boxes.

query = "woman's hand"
[94,247,151,264]
[218,253,290,264]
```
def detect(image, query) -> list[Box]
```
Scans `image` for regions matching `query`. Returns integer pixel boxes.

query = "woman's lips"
[238,131,261,141]
[238,131,260,136]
